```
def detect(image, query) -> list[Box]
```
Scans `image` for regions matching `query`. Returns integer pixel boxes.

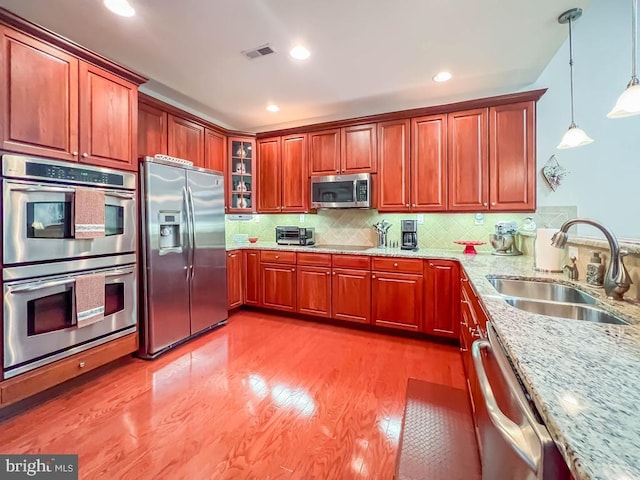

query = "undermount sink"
[487,278,598,305]
[503,297,629,326]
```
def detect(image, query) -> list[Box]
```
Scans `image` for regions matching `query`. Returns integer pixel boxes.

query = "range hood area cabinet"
[0,24,144,172]
[378,101,536,213]
[308,124,377,176]
[257,134,308,213]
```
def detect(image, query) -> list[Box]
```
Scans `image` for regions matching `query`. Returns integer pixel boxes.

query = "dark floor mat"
[395,379,481,480]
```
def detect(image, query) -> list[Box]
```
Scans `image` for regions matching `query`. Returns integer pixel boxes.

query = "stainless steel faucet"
[551,218,632,300]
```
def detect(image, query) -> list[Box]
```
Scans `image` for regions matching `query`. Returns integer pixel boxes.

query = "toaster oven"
[276,226,315,246]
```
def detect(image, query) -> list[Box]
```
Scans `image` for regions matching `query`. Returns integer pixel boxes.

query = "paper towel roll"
[535,228,563,272]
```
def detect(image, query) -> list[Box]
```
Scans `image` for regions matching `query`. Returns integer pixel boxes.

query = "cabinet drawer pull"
[405,204,409,207]
[412,203,416,207]
[491,202,496,206]
[72,151,78,156]
[372,275,376,279]
[292,268,295,272]
[326,272,331,275]
[275,255,279,259]
[461,299,470,305]
[393,263,398,267]
[79,361,86,368]
[483,202,488,207]
[332,272,336,275]
[82,153,89,158]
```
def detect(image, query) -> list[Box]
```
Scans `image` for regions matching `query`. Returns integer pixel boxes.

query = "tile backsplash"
[225,206,577,254]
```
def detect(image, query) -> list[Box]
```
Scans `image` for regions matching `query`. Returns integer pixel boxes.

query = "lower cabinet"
[226,251,243,309]
[297,266,332,317]
[332,268,371,324]
[261,263,296,312]
[424,260,460,338]
[371,271,423,331]
[243,250,260,306]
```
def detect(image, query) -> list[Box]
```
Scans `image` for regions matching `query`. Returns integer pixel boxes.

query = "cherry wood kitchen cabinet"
[297,266,332,317]
[377,119,411,211]
[447,108,489,211]
[257,137,282,213]
[0,25,140,171]
[332,268,371,324]
[0,26,79,161]
[204,128,227,172]
[257,134,308,213]
[489,101,535,211]
[79,62,137,171]
[228,137,256,212]
[412,114,447,211]
[309,128,341,175]
[341,123,377,173]
[243,250,260,306]
[227,251,243,309]
[138,102,167,157]
[309,125,376,176]
[261,262,296,312]
[371,271,423,331]
[168,114,204,167]
[424,260,460,338]
[281,134,308,211]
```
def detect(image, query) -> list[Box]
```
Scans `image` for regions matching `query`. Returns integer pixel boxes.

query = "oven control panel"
[25,162,124,186]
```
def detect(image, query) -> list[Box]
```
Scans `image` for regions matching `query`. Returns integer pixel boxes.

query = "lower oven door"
[3,264,136,378]
[471,324,570,480]
[2,179,136,264]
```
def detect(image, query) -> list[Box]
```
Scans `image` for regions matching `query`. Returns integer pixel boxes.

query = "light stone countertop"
[227,242,640,480]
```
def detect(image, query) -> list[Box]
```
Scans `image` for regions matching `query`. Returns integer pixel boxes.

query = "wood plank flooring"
[0,310,468,480]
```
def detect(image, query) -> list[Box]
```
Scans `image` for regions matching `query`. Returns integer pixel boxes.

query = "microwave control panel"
[356,180,369,201]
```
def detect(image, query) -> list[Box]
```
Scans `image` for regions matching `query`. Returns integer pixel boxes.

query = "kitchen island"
[228,243,640,480]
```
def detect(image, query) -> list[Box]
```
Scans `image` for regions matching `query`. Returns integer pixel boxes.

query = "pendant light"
[608,0,640,118]
[557,8,594,149]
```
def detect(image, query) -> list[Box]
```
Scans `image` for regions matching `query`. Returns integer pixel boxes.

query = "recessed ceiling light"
[433,71,452,83]
[289,45,311,60]
[266,104,280,112]
[103,0,135,17]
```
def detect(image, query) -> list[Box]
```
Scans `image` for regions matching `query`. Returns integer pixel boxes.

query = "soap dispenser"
[586,251,604,286]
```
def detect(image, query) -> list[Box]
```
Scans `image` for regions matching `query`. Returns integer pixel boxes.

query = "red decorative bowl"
[248,237,258,243]
[454,240,486,255]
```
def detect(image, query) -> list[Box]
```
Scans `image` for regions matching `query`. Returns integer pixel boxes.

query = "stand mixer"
[490,221,522,256]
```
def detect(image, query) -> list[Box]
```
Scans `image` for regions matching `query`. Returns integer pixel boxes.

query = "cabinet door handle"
[72,151,78,156]
[292,268,296,272]
[275,255,279,259]
[79,361,86,368]
[483,202,488,207]
[405,204,409,207]
[326,272,331,275]
[461,299,470,305]
[82,153,89,158]
[372,275,376,279]
[228,253,231,257]
[332,272,336,275]
[394,263,398,267]
[412,203,416,207]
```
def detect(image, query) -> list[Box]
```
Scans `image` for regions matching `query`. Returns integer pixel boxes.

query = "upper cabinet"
[447,108,489,212]
[167,114,204,167]
[412,114,447,211]
[377,119,410,211]
[489,101,535,211]
[309,124,377,176]
[138,102,167,158]
[228,137,256,212]
[257,134,308,213]
[0,25,140,171]
[204,128,227,173]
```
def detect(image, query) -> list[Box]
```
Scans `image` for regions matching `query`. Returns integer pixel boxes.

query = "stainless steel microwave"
[310,173,371,209]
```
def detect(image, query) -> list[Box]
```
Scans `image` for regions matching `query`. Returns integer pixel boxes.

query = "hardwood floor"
[0,310,467,479]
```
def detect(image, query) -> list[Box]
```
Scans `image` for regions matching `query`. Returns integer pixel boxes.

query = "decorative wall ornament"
[542,155,569,191]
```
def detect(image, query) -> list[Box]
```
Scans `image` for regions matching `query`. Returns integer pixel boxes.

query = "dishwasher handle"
[472,339,541,472]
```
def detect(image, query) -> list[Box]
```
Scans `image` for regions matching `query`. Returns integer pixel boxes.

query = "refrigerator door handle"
[187,185,196,280]
[183,185,192,282]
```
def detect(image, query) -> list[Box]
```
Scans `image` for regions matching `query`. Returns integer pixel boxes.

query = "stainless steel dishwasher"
[471,324,571,479]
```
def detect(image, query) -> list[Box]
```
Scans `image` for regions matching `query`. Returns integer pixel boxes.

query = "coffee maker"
[401,220,418,250]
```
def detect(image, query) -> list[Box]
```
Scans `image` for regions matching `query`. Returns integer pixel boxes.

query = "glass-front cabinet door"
[228,137,255,213]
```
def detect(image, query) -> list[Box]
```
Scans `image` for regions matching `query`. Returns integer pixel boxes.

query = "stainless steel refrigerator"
[139,156,227,358]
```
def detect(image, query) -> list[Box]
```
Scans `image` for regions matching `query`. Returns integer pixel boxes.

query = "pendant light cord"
[632,0,638,85]
[568,17,576,126]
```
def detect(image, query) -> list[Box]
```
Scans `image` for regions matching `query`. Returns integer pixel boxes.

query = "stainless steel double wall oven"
[2,154,137,378]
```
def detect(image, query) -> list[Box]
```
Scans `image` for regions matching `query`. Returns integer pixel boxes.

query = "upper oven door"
[310,173,370,208]
[3,179,136,264]
[3,264,136,376]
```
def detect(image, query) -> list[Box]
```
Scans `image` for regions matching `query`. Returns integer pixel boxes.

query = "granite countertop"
[227,243,640,480]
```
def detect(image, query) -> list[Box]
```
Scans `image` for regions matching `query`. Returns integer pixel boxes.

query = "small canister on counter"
[586,251,605,286]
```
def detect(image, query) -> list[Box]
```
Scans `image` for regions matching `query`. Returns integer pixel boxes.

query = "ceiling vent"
[242,44,276,60]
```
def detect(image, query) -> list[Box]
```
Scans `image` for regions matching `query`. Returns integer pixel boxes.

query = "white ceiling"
[0,0,593,132]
